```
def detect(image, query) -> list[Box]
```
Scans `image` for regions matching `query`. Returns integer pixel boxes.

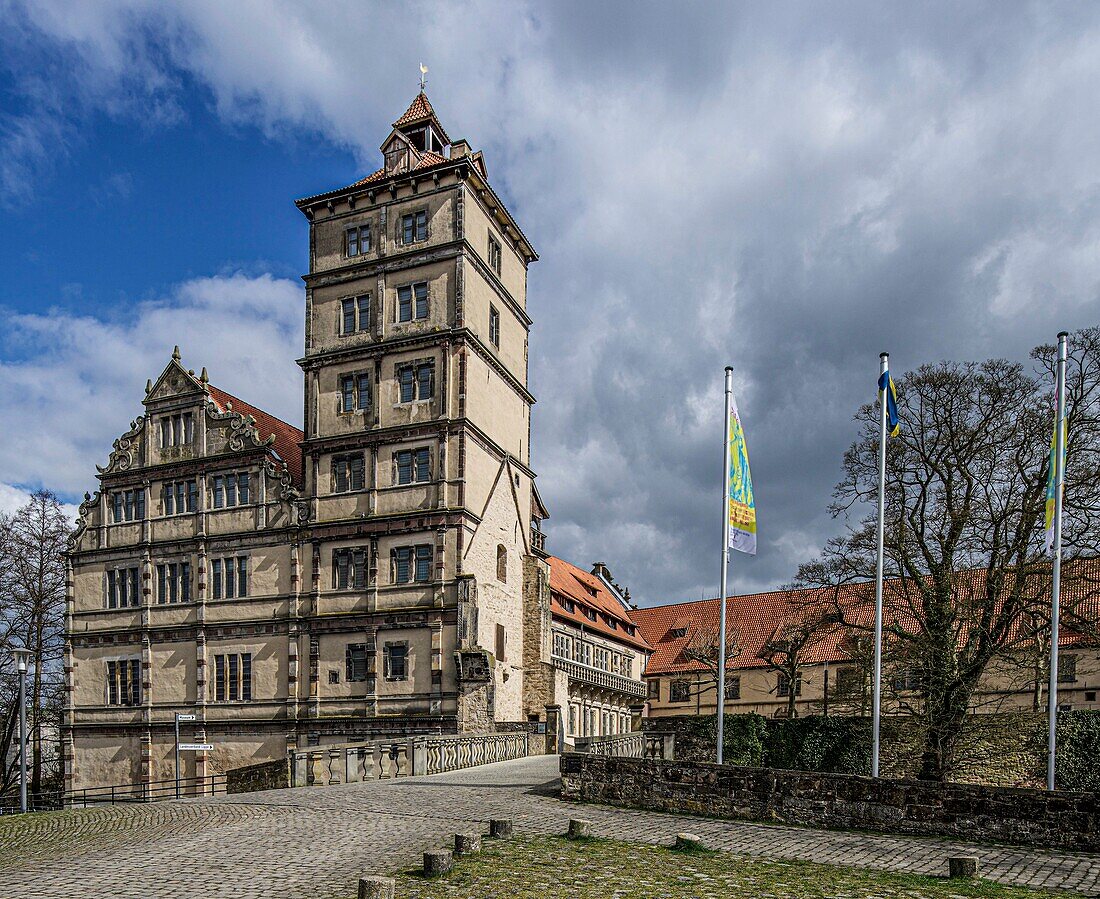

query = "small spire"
[200,367,209,384]
[172,345,181,361]
[145,378,153,394]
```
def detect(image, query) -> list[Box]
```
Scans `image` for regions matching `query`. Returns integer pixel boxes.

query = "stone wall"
[226,758,290,794]
[560,753,1100,851]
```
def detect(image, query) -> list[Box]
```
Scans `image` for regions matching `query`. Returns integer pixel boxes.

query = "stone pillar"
[545,704,562,754]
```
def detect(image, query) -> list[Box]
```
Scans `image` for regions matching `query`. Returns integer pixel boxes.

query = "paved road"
[1,755,1098,898]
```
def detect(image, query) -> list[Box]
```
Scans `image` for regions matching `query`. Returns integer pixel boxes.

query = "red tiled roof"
[634,565,1100,677]
[393,91,451,143]
[548,556,651,651]
[347,151,451,188]
[207,385,304,488]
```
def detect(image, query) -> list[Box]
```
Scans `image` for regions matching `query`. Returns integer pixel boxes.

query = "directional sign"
[179,743,214,751]
[176,713,197,721]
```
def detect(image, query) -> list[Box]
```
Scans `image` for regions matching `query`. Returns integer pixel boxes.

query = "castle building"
[64,92,555,791]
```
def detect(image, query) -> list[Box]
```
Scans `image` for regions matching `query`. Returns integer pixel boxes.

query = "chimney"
[450,139,472,159]
[591,562,611,581]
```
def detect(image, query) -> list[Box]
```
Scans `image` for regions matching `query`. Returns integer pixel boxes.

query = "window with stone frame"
[213,652,252,701]
[393,545,432,584]
[834,665,862,696]
[333,547,368,590]
[162,480,198,516]
[496,544,507,582]
[890,667,921,693]
[1058,653,1078,683]
[341,295,371,335]
[345,224,371,258]
[383,642,408,680]
[339,372,372,413]
[156,560,192,604]
[553,631,571,659]
[210,556,249,600]
[777,670,803,697]
[669,680,691,703]
[212,472,250,509]
[401,210,427,245]
[159,412,194,448]
[106,659,142,706]
[397,282,429,322]
[489,304,501,347]
[397,362,434,403]
[395,447,430,485]
[488,232,502,275]
[724,675,741,700]
[106,567,141,609]
[646,678,660,700]
[333,453,366,493]
[495,623,507,662]
[111,488,146,523]
[345,643,369,682]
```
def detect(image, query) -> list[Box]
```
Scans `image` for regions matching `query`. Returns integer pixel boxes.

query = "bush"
[1055,710,1100,792]
[764,716,872,775]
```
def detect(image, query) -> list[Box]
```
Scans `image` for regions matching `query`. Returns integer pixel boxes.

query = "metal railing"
[1,773,227,814]
[290,732,529,788]
[551,655,648,697]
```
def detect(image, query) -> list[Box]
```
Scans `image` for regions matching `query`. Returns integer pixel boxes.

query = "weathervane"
[419,63,428,92]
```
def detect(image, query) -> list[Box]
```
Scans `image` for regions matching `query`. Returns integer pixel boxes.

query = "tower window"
[397,282,429,322]
[395,447,431,485]
[156,561,192,604]
[489,305,500,347]
[106,567,141,609]
[332,453,366,493]
[339,373,371,413]
[496,544,507,582]
[345,224,371,258]
[401,210,428,244]
[346,643,368,682]
[106,659,142,706]
[341,295,371,335]
[383,642,408,680]
[397,363,434,403]
[393,545,433,583]
[333,548,368,589]
[488,233,502,275]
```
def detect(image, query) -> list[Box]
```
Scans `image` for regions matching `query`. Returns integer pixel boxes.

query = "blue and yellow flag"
[1044,405,1067,556]
[727,393,756,555]
[879,370,900,437]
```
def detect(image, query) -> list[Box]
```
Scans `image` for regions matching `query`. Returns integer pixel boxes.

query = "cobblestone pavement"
[1,755,1098,898]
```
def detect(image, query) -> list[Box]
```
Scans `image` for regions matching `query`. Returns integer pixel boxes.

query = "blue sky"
[3,1,1100,605]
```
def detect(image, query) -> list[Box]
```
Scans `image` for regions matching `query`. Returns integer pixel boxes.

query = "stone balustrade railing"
[550,655,648,697]
[573,730,674,760]
[289,732,528,788]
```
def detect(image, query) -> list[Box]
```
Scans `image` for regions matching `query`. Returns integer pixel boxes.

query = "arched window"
[496,544,507,582]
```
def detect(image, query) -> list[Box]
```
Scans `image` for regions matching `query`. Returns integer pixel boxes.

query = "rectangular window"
[495,622,507,662]
[333,548,367,589]
[647,678,660,700]
[489,305,500,347]
[341,295,371,334]
[393,545,432,584]
[384,643,408,680]
[1058,654,1078,684]
[106,659,142,706]
[395,447,431,485]
[106,566,141,609]
[214,653,253,702]
[725,675,741,700]
[339,373,371,413]
[345,224,370,257]
[112,489,145,522]
[669,680,691,703]
[346,643,368,682]
[162,480,198,516]
[397,282,429,323]
[402,210,427,244]
[488,233,502,275]
[397,363,434,403]
[333,453,366,493]
[159,413,194,448]
[835,666,862,696]
[156,561,191,604]
[211,472,250,509]
[211,556,248,600]
[778,671,803,697]
[415,545,432,582]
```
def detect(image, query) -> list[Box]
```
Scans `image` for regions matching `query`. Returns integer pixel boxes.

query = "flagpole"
[716,366,733,765]
[1047,331,1068,791]
[872,352,889,778]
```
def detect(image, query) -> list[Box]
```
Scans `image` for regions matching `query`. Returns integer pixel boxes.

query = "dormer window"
[384,141,408,174]
[668,627,687,639]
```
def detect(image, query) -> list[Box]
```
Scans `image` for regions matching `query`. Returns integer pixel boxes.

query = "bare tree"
[796,330,1100,782]
[681,610,740,705]
[756,615,822,718]
[1,491,69,797]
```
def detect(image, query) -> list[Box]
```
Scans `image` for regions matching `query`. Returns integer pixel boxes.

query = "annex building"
[64,92,570,791]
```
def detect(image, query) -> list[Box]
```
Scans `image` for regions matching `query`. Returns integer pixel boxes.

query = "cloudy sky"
[2,1,1099,605]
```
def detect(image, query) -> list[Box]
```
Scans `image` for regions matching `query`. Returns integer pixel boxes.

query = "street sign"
[176,713,197,721]
[179,743,214,751]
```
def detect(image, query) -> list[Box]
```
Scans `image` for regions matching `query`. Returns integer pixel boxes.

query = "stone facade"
[64,92,549,791]
[559,753,1100,852]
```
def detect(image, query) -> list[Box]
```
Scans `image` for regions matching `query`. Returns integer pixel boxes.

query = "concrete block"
[489,818,513,838]
[423,849,454,877]
[454,832,481,856]
[358,876,395,899]
[567,818,593,839]
[948,857,979,879]
[674,832,704,851]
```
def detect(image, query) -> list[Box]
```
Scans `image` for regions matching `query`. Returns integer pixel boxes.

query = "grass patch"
[389,835,1081,899]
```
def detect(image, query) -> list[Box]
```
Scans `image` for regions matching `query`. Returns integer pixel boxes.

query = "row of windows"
[103,643,413,707]
[343,210,426,259]
[336,285,501,350]
[331,448,431,494]
[337,362,434,414]
[111,470,252,523]
[551,632,635,678]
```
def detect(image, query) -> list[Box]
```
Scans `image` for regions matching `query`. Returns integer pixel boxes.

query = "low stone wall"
[559,753,1100,851]
[226,758,290,794]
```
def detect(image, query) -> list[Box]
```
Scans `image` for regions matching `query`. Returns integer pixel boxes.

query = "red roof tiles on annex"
[547,556,652,652]
[207,385,304,488]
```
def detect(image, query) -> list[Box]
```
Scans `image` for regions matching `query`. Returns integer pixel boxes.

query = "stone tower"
[293,91,544,736]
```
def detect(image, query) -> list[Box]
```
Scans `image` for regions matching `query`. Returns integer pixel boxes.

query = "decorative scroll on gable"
[68,489,102,551]
[96,417,147,475]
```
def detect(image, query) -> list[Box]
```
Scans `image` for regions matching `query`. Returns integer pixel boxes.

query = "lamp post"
[11,647,33,814]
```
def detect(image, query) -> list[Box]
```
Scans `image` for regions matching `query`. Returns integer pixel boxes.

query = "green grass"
[391,835,1081,898]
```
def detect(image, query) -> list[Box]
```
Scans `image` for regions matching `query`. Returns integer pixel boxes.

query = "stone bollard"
[948,857,979,879]
[489,818,513,839]
[423,849,454,877]
[567,818,593,840]
[674,833,704,852]
[454,832,482,857]
[358,876,395,899]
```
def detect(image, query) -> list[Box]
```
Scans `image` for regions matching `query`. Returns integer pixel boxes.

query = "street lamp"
[11,647,32,814]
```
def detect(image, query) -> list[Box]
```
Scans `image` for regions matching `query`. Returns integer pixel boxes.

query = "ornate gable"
[144,347,205,407]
